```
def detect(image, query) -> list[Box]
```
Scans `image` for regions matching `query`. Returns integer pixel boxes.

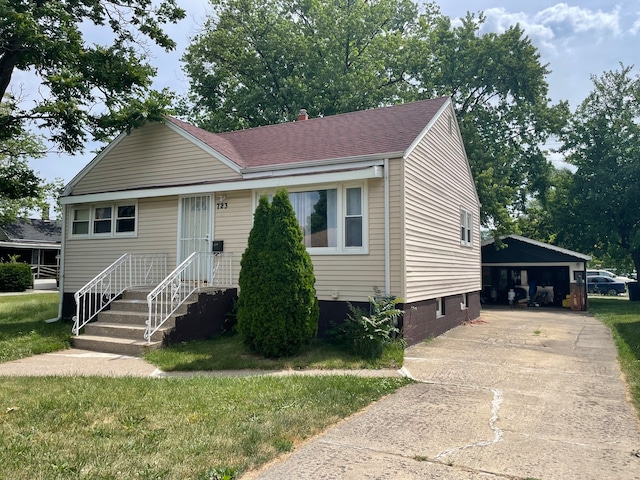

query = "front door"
[179,195,212,282]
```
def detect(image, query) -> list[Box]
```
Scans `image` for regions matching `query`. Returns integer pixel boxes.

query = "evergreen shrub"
[237,190,319,357]
[0,262,33,292]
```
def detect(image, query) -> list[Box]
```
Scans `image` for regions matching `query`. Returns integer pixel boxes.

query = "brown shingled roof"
[165,97,449,170]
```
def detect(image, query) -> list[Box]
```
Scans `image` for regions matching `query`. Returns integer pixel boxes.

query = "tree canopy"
[560,65,640,276]
[182,0,567,233]
[0,0,185,155]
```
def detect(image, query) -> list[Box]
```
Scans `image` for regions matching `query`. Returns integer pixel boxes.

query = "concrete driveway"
[246,307,640,480]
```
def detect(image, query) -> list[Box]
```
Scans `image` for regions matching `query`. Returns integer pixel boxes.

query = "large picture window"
[70,203,137,238]
[260,184,366,253]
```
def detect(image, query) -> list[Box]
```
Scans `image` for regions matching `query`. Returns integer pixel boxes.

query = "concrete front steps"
[72,288,196,356]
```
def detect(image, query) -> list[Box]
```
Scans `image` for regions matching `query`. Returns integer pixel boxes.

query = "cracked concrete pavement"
[244,307,640,480]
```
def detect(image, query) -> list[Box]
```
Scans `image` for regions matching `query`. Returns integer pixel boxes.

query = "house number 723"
[216,202,228,210]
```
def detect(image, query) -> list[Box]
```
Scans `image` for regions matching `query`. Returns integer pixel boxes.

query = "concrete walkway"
[245,308,640,480]
[1,307,640,479]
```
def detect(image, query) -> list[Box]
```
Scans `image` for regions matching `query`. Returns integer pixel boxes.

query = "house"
[0,218,61,279]
[481,235,591,310]
[59,97,481,351]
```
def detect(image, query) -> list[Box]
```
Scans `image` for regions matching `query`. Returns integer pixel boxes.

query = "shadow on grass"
[144,334,400,372]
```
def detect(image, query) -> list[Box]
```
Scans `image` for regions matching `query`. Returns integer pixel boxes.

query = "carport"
[481,235,590,310]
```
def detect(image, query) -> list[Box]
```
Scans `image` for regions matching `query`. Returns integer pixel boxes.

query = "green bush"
[0,263,33,292]
[333,295,404,360]
[237,189,319,357]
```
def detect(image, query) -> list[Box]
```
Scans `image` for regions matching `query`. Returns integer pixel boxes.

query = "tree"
[560,64,640,277]
[237,195,272,347]
[182,1,567,234]
[0,111,63,225]
[0,0,186,155]
[409,13,569,233]
[237,190,319,357]
[182,0,418,132]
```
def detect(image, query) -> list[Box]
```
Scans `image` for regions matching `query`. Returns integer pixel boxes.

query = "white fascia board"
[403,99,450,160]
[60,166,384,205]
[241,153,399,177]
[0,241,61,250]
[164,121,242,174]
[404,98,481,209]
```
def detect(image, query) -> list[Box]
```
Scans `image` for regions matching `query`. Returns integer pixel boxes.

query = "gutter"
[57,209,67,321]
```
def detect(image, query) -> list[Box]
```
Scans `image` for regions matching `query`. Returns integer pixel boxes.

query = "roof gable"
[166,97,449,169]
[482,235,591,263]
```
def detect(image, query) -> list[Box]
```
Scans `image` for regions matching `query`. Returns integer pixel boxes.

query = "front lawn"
[0,375,411,479]
[0,294,71,364]
[589,297,640,412]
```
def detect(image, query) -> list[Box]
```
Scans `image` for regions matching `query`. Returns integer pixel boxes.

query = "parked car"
[587,270,634,283]
[587,276,627,295]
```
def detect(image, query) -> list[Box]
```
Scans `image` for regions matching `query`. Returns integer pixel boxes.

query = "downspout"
[57,205,67,320]
[384,158,390,296]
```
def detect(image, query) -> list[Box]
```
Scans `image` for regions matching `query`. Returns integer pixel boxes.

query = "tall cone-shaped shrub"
[237,189,319,357]
[237,195,272,347]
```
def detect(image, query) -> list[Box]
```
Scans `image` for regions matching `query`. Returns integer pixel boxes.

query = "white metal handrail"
[73,253,168,335]
[145,252,233,342]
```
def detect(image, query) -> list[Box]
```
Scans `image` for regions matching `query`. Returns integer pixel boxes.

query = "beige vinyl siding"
[71,122,241,195]
[220,181,388,303]
[404,108,481,303]
[311,178,386,302]
[212,190,253,287]
[388,158,404,298]
[63,196,178,292]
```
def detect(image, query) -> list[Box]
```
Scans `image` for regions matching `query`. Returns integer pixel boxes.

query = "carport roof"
[482,235,591,264]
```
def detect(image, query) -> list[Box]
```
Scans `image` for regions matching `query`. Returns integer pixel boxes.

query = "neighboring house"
[60,97,481,347]
[481,235,591,310]
[0,218,61,279]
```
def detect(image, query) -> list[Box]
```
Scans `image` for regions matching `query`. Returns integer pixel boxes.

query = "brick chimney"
[297,109,308,121]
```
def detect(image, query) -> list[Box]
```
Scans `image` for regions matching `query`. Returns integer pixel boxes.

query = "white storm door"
[179,195,212,281]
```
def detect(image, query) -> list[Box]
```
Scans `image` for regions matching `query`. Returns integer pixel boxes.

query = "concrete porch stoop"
[71,288,195,356]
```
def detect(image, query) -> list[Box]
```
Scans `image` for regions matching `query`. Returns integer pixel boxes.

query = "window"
[71,203,137,238]
[345,187,363,247]
[460,208,473,246]
[72,208,90,235]
[461,293,468,309]
[259,184,366,253]
[436,297,445,317]
[93,207,112,234]
[290,189,338,248]
[116,205,136,233]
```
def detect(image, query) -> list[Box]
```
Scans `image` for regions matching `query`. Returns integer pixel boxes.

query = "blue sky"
[22,1,640,187]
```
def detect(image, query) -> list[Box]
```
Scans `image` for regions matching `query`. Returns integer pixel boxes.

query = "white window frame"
[253,182,368,255]
[69,201,138,238]
[460,208,473,247]
[436,297,444,317]
[461,293,468,309]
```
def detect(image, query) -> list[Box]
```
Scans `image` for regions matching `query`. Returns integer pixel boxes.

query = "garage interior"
[481,235,590,310]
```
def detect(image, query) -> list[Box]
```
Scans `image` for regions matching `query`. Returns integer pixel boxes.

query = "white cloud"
[630,15,640,35]
[481,7,556,48]
[534,3,621,36]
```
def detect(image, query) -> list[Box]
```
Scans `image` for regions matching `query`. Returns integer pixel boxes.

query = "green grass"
[589,297,640,412]
[0,375,412,479]
[145,335,404,371]
[0,294,71,364]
